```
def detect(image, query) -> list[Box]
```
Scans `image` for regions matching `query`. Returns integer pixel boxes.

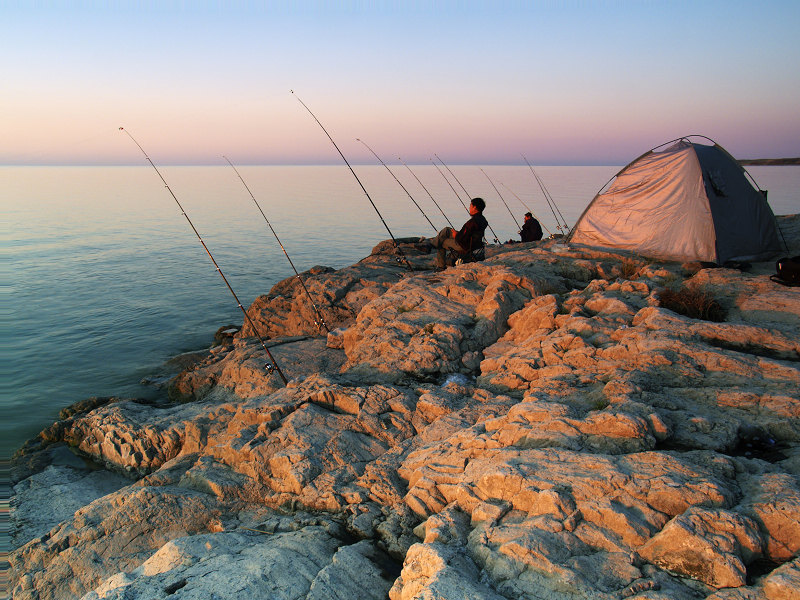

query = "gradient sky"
[3,0,799,165]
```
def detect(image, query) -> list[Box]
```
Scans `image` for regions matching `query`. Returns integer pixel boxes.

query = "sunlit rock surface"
[11,215,800,600]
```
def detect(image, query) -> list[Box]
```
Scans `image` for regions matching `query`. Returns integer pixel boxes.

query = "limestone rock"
[389,541,506,600]
[239,259,410,338]
[10,228,800,600]
[307,539,399,600]
[737,472,800,562]
[342,263,566,379]
[639,506,763,588]
[762,557,800,600]
[79,528,396,600]
[168,336,346,402]
[11,485,225,600]
[11,463,130,548]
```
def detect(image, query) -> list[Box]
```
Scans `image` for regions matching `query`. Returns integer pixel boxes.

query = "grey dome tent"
[568,136,783,264]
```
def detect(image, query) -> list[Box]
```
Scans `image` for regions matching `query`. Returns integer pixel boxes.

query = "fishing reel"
[264,362,275,373]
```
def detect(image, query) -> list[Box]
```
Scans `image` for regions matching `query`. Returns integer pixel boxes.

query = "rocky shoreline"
[10,215,800,600]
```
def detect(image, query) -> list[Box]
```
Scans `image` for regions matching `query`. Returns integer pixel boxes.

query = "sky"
[2,0,799,166]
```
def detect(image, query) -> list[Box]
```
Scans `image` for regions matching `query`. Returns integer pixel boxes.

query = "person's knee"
[433,227,452,247]
[443,239,463,253]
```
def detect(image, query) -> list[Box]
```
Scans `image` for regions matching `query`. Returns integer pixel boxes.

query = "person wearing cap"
[429,197,488,270]
[520,212,543,242]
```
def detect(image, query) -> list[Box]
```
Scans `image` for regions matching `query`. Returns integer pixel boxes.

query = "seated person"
[520,212,543,242]
[429,198,488,270]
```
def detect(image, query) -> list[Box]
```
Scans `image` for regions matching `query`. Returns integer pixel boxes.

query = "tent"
[568,136,784,264]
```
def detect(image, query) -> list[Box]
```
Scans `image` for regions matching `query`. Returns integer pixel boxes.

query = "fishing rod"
[356,139,437,233]
[521,153,561,229]
[480,168,521,231]
[223,156,330,334]
[435,154,473,205]
[500,182,554,237]
[119,127,288,384]
[521,154,568,233]
[291,90,414,272]
[398,157,455,229]
[431,158,470,213]
[434,155,501,244]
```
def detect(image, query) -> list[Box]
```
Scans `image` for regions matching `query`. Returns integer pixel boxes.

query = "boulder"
[762,557,800,600]
[639,507,763,588]
[389,541,506,600]
[737,472,800,562]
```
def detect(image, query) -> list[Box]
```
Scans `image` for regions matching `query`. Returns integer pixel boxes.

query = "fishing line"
[356,139,437,233]
[291,90,414,272]
[480,168,521,231]
[223,156,330,333]
[522,154,568,233]
[398,157,455,229]
[434,154,501,244]
[119,127,288,385]
[500,182,554,237]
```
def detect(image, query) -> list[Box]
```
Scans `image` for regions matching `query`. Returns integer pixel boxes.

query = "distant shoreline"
[739,157,800,166]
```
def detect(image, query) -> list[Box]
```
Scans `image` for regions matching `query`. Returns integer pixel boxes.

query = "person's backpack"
[770,256,800,287]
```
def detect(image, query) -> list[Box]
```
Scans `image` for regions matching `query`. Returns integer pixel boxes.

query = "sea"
[4,164,798,458]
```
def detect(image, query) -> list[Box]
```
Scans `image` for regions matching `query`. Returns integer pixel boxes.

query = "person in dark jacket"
[520,212,543,242]
[429,197,488,270]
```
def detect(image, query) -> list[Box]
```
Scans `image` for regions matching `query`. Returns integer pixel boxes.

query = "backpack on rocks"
[770,256,800,287]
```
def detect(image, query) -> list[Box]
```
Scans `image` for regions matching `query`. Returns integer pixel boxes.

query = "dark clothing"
[520,217,543,242]
[455,213,489,251]
[430,213,488,269]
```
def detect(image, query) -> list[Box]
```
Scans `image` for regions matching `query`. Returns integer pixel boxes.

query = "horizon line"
[4,156,796,168]
[0,161,627,168]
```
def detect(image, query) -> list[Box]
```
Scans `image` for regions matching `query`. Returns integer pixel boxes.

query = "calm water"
[3,165,798,457]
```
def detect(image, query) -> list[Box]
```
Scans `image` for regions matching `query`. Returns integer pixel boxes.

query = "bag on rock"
[770,256,800,287]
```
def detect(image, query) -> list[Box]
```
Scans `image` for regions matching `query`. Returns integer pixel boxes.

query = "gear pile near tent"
[568,136,784,265]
